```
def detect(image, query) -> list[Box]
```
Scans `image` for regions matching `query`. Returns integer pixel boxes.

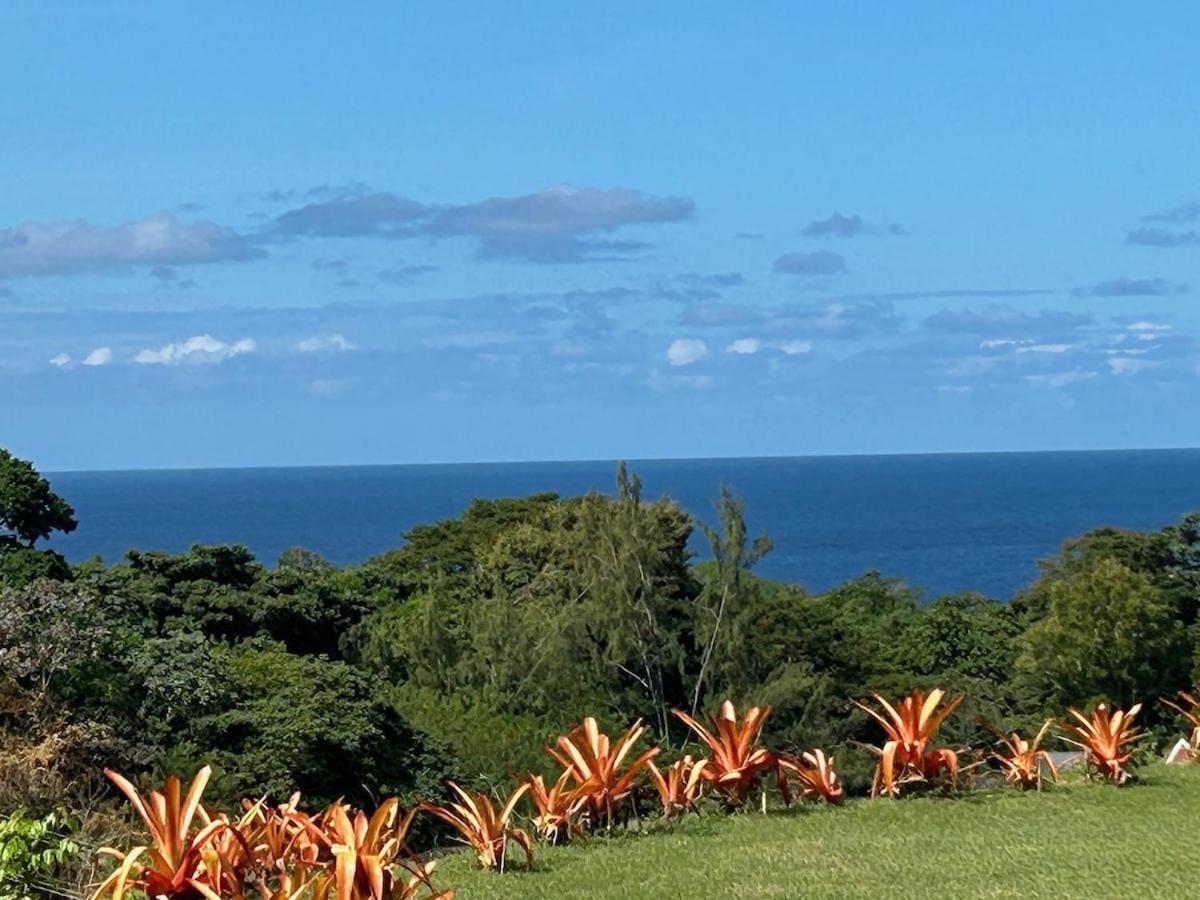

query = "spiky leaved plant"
[852,689,964,797]
[422,782,533,873]
[1061,703,1144,784]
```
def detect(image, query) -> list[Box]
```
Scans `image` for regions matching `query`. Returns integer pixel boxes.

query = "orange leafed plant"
[1061,703,1145,783]
[673,702,782,809]
[646,755,707,817]
[194,805,264,900]
[778,750,844,805]
[92,765,245,900]
[422,782,533,872]
[1161,689,1200,758]
[852,689,964,797]
[546,717,660,828]
[237,794,323,888]
[93,768,450,900]
[301,797,452,900]
[981,719,1059,790]
[527,770,581,843]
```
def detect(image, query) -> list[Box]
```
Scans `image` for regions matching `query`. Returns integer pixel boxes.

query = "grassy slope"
[440,764,1198,899]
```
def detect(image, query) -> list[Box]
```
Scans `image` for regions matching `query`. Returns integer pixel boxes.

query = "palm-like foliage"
[95,775,448,900]
[546,717,660,828]
[422,782,533,872]
[646,755,707,817]
[981,719,1059,790]
[92,765,244,900]
[1061,703,1144,784]
[239,794,323,888]
[778,750,844,805]
[673,702,781,809]
[527,771,581,843]
[1161,690,1200,758]
[852,689,964,797]
[298,798,443,900]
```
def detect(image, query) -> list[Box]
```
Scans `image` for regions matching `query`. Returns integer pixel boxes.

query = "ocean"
[44,449,1200,599]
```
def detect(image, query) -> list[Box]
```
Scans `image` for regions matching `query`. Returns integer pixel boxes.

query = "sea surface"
[44,449,1200,599]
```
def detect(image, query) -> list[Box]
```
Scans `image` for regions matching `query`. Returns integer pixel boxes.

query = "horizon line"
[45,444,1200,477]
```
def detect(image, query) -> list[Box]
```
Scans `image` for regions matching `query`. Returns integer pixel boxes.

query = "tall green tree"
[0,450,77,549]
[690,484,772,716]
[1014,556,1189,709]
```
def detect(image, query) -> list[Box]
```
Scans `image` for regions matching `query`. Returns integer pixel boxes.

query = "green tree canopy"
[1014,556,1190,710]
[0,450,77,548]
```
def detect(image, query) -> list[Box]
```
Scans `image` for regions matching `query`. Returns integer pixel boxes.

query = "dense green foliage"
[0,809,79,900]
[0,450,77,550]
[0,448,1198,889]
[443,763,1200,898]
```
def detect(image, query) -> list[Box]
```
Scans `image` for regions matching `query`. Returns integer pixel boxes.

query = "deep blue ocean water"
[44,449,1200,599]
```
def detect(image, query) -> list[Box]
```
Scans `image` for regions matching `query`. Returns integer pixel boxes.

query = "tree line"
[0,448,1197,876]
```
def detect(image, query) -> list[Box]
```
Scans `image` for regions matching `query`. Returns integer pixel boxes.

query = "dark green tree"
[1014,556,1189,710]
[0,450,77,549]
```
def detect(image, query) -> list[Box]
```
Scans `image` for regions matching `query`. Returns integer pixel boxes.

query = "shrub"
[0,809,79,900]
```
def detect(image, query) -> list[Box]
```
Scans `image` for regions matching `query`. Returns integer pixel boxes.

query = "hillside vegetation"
[2,448,1200,895]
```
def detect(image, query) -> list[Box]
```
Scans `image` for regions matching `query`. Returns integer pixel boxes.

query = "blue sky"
[3,3,1200,470]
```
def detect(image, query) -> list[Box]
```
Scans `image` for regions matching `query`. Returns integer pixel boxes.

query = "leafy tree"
[1014,556,1190,710]
[124,632,225,748]
[276,546,335,575]
[0,548,70,588]
[0,451,77,549]
[197,641,452,806]
[717,572,921,758]
[689,484,773,716]
[560,464,695,738]
[902,593,1020,684]
[0,580,111,699]
[0,809,80,900]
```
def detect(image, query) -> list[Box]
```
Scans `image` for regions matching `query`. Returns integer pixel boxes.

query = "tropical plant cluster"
[86,686,1190,898]
[2,449,1200,894]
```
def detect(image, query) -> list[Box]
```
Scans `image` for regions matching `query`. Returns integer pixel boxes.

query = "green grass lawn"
[438,763,1198,898]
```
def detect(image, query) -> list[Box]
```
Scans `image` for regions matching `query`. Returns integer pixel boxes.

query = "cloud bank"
[134,335,256,365]
[270,184,695,263]
[0,212,263,277]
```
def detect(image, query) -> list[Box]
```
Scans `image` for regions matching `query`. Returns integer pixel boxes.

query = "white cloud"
[1016,343,1072,354]
[134,334,255,365]
[49,353,71,367]
[1108,356,1158,375]
[724,338,811,357]
[1024,370,1098,388]
[980,339,1031,349]
[777,340,813,355]
[725,338,761,355]
[666,338,708,366]
[1128,321,1170,332]
[295,334,355,353]
[82,347,113,367]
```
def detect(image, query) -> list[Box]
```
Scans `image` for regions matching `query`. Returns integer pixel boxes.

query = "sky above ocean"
[2,4,1199,470]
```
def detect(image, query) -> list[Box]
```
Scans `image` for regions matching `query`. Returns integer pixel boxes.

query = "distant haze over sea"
[45,449,1200,599]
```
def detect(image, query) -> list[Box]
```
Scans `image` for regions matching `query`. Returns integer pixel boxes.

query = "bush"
[0,548,70,588]
[0,809,79,900]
